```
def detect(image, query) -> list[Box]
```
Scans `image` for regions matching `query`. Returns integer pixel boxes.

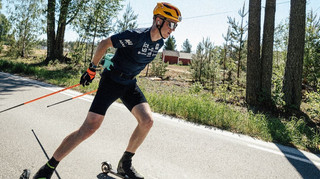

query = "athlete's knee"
[79,113,103,139]
[139,115,153,130]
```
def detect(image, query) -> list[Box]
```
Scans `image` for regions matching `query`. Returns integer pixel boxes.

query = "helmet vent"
[164,11,173,17]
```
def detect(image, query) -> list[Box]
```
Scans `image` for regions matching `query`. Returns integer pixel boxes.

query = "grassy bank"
[1,58,319,153]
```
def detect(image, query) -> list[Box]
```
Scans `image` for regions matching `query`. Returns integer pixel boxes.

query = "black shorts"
[89,73,147,115]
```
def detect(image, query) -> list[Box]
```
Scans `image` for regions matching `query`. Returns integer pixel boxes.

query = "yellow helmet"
[153,2,182,22]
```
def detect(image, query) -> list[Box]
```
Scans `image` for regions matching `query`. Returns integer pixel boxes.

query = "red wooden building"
[162,50,192,65]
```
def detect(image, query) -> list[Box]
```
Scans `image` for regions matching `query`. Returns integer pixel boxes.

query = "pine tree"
[304,11,320,87]
[227,2,248,85]
[260,0,276,106]
[190,37,218,90]
[116,3,138,33]
[181,38,192,53]
[164,35,176,51]
[246,0,261,106]
[222,26,232,84]
[283,0,306,110]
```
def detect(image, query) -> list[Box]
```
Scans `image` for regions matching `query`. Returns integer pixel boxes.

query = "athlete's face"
[159,18,178,39]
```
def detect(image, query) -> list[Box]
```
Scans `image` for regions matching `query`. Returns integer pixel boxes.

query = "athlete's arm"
[91,37,113,66]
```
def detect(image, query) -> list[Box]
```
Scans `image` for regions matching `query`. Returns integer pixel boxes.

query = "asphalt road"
[1,72,320,179]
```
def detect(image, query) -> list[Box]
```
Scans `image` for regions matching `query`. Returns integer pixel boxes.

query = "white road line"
[248,144,320,167]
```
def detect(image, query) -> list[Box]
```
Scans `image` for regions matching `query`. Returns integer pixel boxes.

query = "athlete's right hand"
[80,64,96,87]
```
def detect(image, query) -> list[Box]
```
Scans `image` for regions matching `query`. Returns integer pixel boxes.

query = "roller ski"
[102,161,128,178]
[19,169,30,179]
[101,161,144,179]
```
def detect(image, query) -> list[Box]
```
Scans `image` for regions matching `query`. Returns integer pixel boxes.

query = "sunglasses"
[159,17,178,30]
[167,20,178,30]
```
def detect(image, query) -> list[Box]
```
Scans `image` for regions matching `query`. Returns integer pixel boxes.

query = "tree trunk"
[55,0,71,62]
[46,0,56,62]
[237,45,241,85]
[237,12,245,85]
[261,0,276,106]
[283,0,306,110]
[90,16,99,60]
[246,0,261,106]
[223,45,227,84]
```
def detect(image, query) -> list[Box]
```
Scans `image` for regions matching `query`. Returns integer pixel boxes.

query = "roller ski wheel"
[101,161,129,179]
[19,169,30,179]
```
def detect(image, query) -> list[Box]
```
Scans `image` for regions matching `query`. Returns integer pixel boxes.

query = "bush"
[149,58,168,78]
[304,86,320,120]
[189,82,203,94]
[272,68,285,107]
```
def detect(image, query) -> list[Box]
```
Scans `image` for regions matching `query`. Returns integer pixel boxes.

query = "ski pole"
[31,129,61,179]
[0,83,80,114]
[47,89,97,108]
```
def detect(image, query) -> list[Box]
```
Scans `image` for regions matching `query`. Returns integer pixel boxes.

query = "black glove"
[80,63,96,86]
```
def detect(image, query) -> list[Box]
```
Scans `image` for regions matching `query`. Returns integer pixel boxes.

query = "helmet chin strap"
[156,20,166,39]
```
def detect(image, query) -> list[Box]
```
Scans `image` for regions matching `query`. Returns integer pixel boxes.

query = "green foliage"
[72,0,123,60]
[0,59,38,75]
[164,35,176,50]
[73,0,122,39]
[149,57,168,78]
[0,14,11,48]
[271,67,285,107]
[304,11,320,87]
[215,83,245,106]
[181,38,192,53]
[0,58,96,92]
[190,37,219,91]
[69,41,87,65]
[227,2,248,83]
[48,59,61,67]
[115,3,138,33]
[6,0,44,57]
[144,87,319,153]
[189,82,203,94]
[274,19,289,65]
[304,83,320,120]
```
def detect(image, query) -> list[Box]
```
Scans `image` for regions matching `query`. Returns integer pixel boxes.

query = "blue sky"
[2,0,320,52]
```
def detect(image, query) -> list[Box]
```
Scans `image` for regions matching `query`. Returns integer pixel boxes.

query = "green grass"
[1,58,319,153]
[143,89,320,152]
[0,58,99,93]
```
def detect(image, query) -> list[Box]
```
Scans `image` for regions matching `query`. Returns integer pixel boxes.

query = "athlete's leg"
[33,112,104,179]
[126,102,153,153]
[53,112,104,161]
[117,103,152,179]
[33,73,122,179]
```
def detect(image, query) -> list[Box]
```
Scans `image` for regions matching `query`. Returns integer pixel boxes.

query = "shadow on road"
[275,143,320,178]
[264,113,320,178]
[0,72,53,109]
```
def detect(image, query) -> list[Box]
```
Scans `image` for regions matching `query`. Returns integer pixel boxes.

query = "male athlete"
[32,2,181,179]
